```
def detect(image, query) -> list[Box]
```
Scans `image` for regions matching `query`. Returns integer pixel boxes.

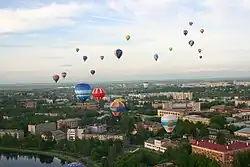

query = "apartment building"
[28,122,56,135]
[190,139,250,166]
[57,118,81,129]
[144,138,176,153]
[232,112,250,121]
[0,129,24,139]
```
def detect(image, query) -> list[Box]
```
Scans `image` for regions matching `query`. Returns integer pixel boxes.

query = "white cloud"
[0,2,92,33]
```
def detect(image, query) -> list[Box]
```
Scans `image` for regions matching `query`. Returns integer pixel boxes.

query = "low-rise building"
[190,139,250,166]
[0,129,24,139]
[232,112,250,121]
[135,122,162,133]
[57,118,81,129]
[41,130,66,141]
[210,105,234,113]
[28,122,56,135]
[234,128,250,138]
[157,109,186,118]
[182,115,210,125]
[144,138,177,153]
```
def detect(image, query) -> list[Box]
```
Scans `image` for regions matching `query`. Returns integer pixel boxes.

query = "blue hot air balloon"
[68,162,85,167]
[74,83,92,102]
[115,49,123,59]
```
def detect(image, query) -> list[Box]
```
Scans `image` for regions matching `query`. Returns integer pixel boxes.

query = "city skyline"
[0,0,250,83]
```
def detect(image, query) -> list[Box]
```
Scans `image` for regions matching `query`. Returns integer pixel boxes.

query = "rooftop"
[235,128,250,134]
[190,139,250,152]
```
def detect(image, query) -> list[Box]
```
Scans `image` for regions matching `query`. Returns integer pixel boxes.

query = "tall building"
[28,122,56,135]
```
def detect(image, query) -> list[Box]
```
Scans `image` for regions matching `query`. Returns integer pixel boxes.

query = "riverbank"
[0,147,99,167]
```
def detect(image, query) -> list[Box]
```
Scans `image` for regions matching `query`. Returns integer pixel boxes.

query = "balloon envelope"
[92,88,105,101]
[52,74,59,83]
[76,48,80,52]
[161,114,177,133]
[100,56,104,60]
[183,30,188,36]
[154,54,158,61]
[189,21,193,26]
[200,29,204,33]
[115,49,123,59]
[110,100,126,117]
[90,70,95,75]
[189,40,194,47]
[83,56,88,61]
[74,83,92,102]
[125,35,130,40]
[61,72,67,78]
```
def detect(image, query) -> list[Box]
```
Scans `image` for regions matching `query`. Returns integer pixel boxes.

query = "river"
[0,151,68,167]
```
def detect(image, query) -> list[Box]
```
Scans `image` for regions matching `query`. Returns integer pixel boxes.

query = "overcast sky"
[0,0,250,84]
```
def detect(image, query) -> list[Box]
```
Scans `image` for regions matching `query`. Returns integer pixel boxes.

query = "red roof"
[190,139,250,152]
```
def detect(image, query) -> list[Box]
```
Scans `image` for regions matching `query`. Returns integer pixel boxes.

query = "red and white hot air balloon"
[92,88,105,102]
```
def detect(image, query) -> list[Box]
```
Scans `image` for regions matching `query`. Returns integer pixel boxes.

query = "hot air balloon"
[61,72,67,79]
[200,28,204,34]
[143,82,149,89]
[114,98,125,103]
[115,49,123,59]
[100,56,104,60]
[199,55,202,59]
[189,21,193,26]
[76,48,80,52]
[52,74,59,83]
[83,56,88,62]
[125,35,130,41]
[110,100,126,117]
[198,49,202,53]
[92,88,105,102]
[169,47,173,51]
[90,70,95,75]
[74,83,92,102]
[154,54,158,61]
[68,162,85,167]
[188,40,194,47]
[161,114,177,133]
[183,30,188,36]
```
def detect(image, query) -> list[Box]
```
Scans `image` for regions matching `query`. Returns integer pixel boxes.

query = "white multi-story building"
[144,138,176,153]
[87,124,107,134]
[0,129,24,139]
[67,128,125,141]
[28,122,56,135]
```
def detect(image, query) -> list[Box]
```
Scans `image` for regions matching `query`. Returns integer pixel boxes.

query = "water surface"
[0,151,67,167]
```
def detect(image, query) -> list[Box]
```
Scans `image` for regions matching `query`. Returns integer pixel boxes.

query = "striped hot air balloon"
[110,100,126,117]
[161,114,177,133]
[68,162,85,167]
[74,83,92,103]
[92,88,105,102]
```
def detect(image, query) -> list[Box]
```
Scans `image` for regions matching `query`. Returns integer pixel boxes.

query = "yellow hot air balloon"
[115,98,125,103]
[125,35,130,41]
[200,29,204,34]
